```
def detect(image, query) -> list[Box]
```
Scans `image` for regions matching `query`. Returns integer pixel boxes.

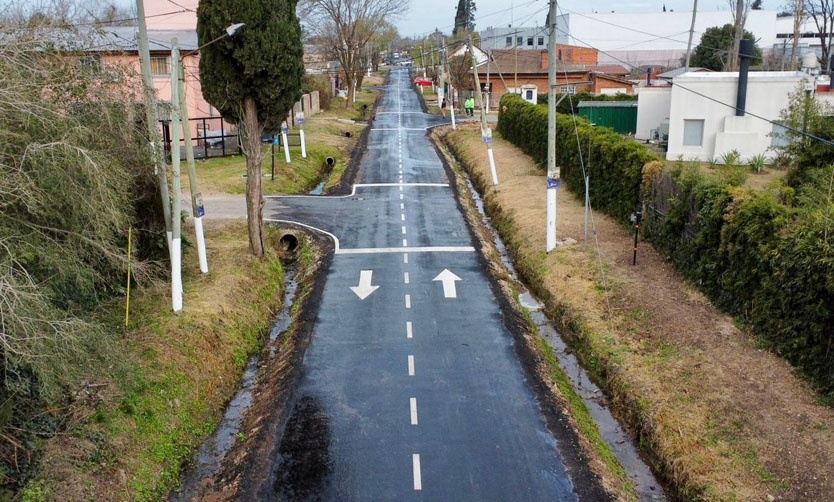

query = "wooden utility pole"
[792,0,803,68]
[684,0,699,71]
[177,51,209,274]
[170,38,184,312]
[468,35,498,186]
[546,0,560,252]
[135,0,173,250]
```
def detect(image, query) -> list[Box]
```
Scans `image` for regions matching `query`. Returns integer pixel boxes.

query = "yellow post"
[125,227,132,327]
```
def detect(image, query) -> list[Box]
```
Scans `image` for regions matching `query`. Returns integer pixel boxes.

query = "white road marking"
[400,203,405,210]
[406,321,413,338]
[403,253,409,264]
[404,272,410,284]
[408,355,415,375]
[399,185,403,192]
[433,269,463,298]
[412,454,422,490]
[349,270,380,300]
[401,215,406,222]
[337,246,475,255]
[405,294,411,309]
[402,226,407,234]
[410,398,418,425]
[371,127,427,131]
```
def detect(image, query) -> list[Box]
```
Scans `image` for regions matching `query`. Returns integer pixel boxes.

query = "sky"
[393,0,781,39]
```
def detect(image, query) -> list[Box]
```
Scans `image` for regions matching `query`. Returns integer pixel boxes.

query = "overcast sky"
[394,0,782,39]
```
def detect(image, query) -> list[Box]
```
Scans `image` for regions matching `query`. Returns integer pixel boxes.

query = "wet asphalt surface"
[259,69,582,500]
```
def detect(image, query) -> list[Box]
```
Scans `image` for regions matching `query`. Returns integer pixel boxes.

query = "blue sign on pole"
[272,136,280,145]
[547,177,561,189]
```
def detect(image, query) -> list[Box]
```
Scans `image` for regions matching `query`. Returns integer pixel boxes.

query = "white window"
[527,37,533,46]
[683,119,704,146]
[563,85,576,95]
[538,36,545,46]
[506,36,512,47]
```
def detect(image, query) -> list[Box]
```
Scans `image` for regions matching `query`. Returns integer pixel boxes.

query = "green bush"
[497,93,656,222]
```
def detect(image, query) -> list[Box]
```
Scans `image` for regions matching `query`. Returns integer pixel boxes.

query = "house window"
[150,56,171,76]
[683,119,705,146]
[506,36,513,47]
[516,36,523,46]
[563,85,577,94]
[538,36,545,46]
[771,121,790,148]
[527,37,533,46]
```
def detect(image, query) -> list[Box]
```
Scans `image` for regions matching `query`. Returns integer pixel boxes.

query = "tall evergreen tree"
[453,0,476,36]
[197,0,304,256]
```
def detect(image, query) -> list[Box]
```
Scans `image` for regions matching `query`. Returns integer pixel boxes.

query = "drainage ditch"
[171,266,299,501]
[463,177,666,501]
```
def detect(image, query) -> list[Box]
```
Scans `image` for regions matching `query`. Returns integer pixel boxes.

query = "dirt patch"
[440,124,834,501]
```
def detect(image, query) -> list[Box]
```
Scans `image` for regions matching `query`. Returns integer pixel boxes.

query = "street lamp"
[169,23,245,312]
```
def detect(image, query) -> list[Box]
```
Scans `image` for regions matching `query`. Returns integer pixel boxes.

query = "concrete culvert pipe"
[325,157,335,168]
[278,233,299,255]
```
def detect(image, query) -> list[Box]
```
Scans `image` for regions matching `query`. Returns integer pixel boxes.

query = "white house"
[664,71,811,162]
[636,86,673,141]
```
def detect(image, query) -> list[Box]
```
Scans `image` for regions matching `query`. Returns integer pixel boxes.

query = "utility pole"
[176,48,208,274]
[469,35,498,186]
[684,0,698,72]
[170,38,184,312]
[546,0,560,252]
[441,39,457,129]
[136,0,173,251]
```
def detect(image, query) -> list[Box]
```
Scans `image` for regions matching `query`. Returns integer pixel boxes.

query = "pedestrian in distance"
[440,97,447,118]
[465,96,475,117]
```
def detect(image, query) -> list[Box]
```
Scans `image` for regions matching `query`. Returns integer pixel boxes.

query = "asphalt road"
[257,69,591,500]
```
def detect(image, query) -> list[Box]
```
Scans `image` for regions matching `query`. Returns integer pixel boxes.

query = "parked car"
[413,77,432,87]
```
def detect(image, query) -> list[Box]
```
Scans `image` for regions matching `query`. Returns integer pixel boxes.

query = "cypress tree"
[197,0,304,255]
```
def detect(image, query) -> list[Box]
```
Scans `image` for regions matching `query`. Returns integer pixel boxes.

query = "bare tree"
[728,0,752,70]
[303,0,407,106]
[793,0,804,68]
[806,0,834,70]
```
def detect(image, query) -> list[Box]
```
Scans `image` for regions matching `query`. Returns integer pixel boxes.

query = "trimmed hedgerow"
[497,93,655,222]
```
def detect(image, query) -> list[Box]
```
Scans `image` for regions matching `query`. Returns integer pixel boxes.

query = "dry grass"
[442,124,834,501]
[30,224,287,501]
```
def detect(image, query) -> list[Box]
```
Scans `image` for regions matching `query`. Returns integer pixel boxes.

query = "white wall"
[666,71,809,162]
[636,87,672,140]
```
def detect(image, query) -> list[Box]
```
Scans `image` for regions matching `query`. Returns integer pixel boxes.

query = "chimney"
[542,49,549,70]
[736,39,755,117]
[646,67,652,86]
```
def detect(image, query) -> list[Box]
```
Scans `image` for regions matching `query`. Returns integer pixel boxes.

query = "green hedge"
[497,94,834,397]
[497,93,656,222]
[644,163,834,396]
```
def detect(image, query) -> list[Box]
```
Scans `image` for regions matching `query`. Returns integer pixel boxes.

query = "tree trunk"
[730,0,745,71]
[240,96,265,256]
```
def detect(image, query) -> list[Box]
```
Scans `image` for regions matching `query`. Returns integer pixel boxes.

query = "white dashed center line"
[405,294,411,309]
[402,238,408,247]
[406,321,413,338]
[403,253,409,264]
[412,454,422,490]
[410,397,419,425]
[408,355,415,375]
[401,214,406,221]
[404,272,410,284]
[402,226,407,234]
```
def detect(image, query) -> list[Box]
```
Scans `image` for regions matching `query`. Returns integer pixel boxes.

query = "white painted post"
[584,175,590,244]
[281,121,291,164]
[297,111,307,158]
[546,173,558,252]
[449,84,457,130]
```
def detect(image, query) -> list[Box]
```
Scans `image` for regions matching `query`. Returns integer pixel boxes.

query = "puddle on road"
[463,178,666,501]
[171,268,299,501]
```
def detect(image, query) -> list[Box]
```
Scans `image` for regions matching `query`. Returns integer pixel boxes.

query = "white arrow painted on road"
[350,270,379,300]
[433,269,462,298]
